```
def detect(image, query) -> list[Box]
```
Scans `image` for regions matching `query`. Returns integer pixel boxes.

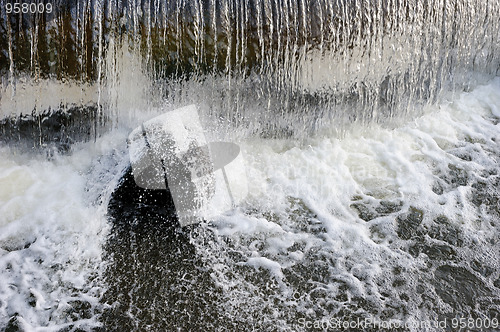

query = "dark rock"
[470,260,495,278]
[351,202,378,221]
[495,278,500,289]
[101,167,229,331]
[447,164,469,187]
[376,200,403,215]
[0,106,107,152]
[433,265,490,310]
[5,314,22,332]
[408,243,456,260]
[428,216,463,247]
[396,207,424,240]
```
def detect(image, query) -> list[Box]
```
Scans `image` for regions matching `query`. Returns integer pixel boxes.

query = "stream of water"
[1,1,499,331]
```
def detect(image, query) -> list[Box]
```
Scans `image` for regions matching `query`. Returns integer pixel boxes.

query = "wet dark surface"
[100,168,234,331]
[348,149,500,331]
[1,1,499,329]
[1,108,498,331]
[0,106,106,152]
[101,125,500,331]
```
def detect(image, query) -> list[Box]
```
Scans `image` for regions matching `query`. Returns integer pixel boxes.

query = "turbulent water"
[1,0,500,331]
[1,78,500,331]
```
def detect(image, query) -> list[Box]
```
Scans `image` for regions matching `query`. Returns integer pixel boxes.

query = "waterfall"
[1,0,500,138]
[1,2,500,330]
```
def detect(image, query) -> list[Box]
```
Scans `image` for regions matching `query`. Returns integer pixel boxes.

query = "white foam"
[0,131,130,330]
[0,76,498,330]
[194,77,500,329]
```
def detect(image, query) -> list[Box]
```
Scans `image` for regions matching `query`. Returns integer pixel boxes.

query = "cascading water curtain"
[1,0,499,136]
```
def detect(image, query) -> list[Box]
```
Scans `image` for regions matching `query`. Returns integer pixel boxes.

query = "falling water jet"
[1,0,499,139]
